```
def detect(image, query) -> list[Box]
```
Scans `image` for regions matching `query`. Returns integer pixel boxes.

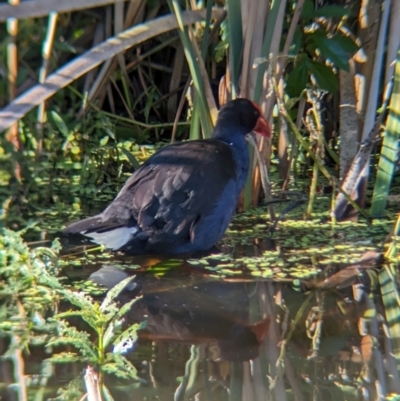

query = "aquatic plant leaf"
[54,293,110,332]
[48,111,69,137]
[48,334,97,361]
[102,321,121,351]
[49,319,95,349]
[120,147,140,169]
[286,56,309,97]
[46,352,85,364]
[113,322,145,354]
[115,296,143,321]
[103,353,139,380]
[329,32,359,54]
[100,275,136,313]
[101,299,142,349]
[56,376,84,400]
[308,31,351,71]
[309,61,338,93]
[58,290,96,314]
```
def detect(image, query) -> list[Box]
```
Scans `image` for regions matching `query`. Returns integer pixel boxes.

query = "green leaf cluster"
[0,228,60,347]
[0,228,146,396]
[286,0,359,97]
[48,276,145,386]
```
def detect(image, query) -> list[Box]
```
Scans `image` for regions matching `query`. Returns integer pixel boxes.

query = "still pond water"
[1,203,399,401]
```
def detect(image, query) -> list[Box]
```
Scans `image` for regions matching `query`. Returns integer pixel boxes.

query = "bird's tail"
[63,215,139,251]
[62,215,104,235]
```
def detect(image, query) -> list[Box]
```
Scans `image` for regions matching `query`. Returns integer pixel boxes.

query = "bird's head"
[217,98,271,138]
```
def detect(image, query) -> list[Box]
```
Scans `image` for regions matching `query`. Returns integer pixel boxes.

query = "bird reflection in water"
[90,265,270,362]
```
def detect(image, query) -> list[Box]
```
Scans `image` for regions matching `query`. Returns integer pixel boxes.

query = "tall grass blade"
[168,0,213,137]
[385,214,400,260]
[6,0,21,181]
[253,0,280,103]
[189,25,218,123]
[241,1,279,209]
[243,0,282,210]
[189,99,201,140]
[247,134,275,218]
[379,265,400,365]
[0,0,132,21]
[38,11,58,87]
[200,0,213,59]
[229,362,243,401]
[361,0,391,143]
[226,0,242,98]
[243,143,254,210]
[370,48,400,216]
[37,10,58,158]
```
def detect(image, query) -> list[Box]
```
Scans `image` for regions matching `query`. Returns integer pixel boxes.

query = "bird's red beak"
[253,115,271,138]
[251,101,271,137]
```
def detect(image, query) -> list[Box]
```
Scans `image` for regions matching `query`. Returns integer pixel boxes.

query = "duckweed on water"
[1,152,398,283]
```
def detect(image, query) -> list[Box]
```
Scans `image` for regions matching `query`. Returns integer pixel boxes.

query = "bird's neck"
[212,125,250,186]
[212,124,248,149]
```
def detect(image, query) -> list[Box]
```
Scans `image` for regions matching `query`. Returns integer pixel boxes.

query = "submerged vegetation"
[0,0,400,399]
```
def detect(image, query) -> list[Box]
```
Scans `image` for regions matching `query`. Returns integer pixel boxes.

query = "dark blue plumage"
[63,98,270,254]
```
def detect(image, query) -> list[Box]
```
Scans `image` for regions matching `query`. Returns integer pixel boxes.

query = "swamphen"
[63,98,270,254]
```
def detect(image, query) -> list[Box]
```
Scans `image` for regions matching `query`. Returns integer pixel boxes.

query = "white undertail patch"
[83,226,138,250]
